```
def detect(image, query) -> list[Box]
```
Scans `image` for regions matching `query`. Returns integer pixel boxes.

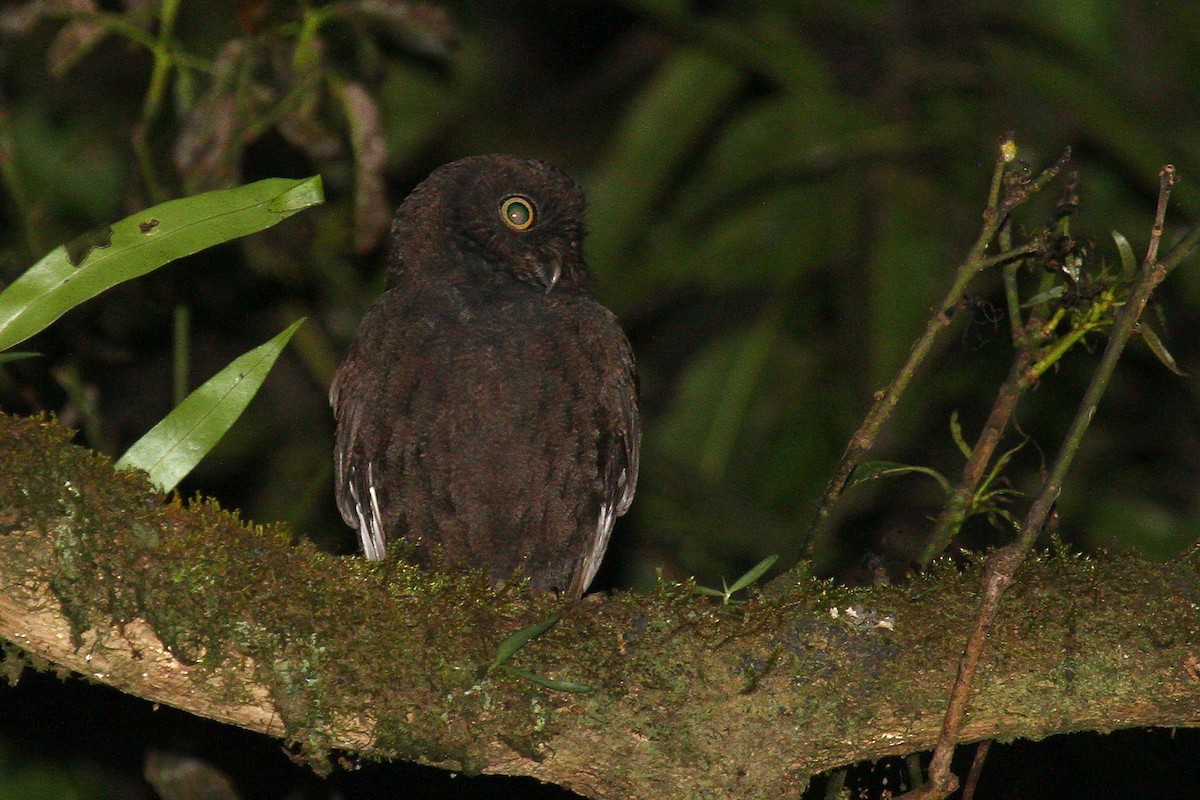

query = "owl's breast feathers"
[332,154,639,597]
[332,277,638,597]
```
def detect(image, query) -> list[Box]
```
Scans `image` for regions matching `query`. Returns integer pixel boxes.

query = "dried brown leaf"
[173,40,274,192]
[338,80,390,253]
[277,110,345,163]
[47,16,107,77]
[334,0,458,57]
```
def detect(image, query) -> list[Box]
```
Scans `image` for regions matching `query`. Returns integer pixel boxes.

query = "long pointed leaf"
[1140,323,1186,376]
[0,176,323,352]
[492,615,561,669]
[115,319,306,492]
[0,351,40,365]
[725,554,779,595]
[848,461,953,496]
[1112,229,1137,277]
[501,665,593,693]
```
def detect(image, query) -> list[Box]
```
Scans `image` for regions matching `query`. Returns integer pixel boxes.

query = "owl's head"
[388,154,589,293]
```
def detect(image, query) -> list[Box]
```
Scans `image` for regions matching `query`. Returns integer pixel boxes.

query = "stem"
[141,0,181,125]
[905,165,1185,800]
[918,344,1036,567]
[805,139,1051,558]
[1015,167,1177,552]
[0,106,42,258]
[135,0,182,203]
[961,741,992,800]
[806,154,1005,545]
[172,304,190,407]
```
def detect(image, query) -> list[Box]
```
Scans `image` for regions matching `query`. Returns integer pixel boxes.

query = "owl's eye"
[500,196,535,231]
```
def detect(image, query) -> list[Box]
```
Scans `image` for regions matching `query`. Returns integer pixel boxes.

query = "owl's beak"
[542,262,562,294]
[517,255,562,293]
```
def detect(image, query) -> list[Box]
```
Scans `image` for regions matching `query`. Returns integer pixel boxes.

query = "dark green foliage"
[2,0,1199,613]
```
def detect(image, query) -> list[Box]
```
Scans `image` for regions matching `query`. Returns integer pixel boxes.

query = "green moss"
[0,412,587,766]
[5,412,1200,789]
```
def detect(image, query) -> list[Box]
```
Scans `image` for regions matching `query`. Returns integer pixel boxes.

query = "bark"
[2,412,1200,799]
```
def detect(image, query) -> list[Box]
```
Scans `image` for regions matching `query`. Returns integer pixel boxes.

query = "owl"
[331,155,640,598]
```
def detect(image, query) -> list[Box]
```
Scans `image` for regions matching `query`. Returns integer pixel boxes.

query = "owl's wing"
[330,355,388,561]
[569,338,641,598]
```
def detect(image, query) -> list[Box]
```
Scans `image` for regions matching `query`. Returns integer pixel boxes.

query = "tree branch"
[3,412,1200,799]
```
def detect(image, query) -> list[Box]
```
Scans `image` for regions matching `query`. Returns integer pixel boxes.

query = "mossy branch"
[3,414,1200,798]
[909,166,1194,800]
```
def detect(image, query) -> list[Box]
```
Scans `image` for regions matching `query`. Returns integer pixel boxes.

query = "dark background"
[2,1,1200,797]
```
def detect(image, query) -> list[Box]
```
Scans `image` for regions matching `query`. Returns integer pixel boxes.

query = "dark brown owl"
[331,155,640,598]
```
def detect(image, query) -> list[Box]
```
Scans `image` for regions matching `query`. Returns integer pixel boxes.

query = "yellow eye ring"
[500,196,535,230]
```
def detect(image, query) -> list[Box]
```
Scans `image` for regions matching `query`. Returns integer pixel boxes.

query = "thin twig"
[903,165,1184,800]
[918,343,1036,567]
[1013,166,1177,553]
[804,141,1012,554]
[961,740,992,800]
[805,142,1068,558]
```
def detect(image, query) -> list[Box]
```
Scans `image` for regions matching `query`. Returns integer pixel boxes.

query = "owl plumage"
[331,155,640,598]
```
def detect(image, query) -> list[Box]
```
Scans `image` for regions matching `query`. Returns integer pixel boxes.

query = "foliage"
[4,1,1200,586]
[0,177,321,494]
[4,4,1200,794]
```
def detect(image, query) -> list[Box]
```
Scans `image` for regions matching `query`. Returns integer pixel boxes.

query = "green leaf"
[725,554,779,595]
[1021,286,1066,307]
[949,410,971,459]
[0,351,40,365]
[586,47,746,302]
[1112,229,1137,277]
[115,319,306,493]
[491,615,561,669]
[848,461,953,496]
[1139,322,1186,376]
[0,176,324,352]
[501,665,594,693]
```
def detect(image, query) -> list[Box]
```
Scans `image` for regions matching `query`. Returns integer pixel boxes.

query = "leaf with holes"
[0,176,322,352]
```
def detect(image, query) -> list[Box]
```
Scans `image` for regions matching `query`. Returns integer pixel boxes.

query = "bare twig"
[805,140,1067,558]
[961,740,992,800]
[904,165,1185,800]
[920,181,1080,565]
[918,343,1037,567]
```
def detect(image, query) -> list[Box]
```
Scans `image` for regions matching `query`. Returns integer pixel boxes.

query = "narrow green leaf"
[1021,286,1066,307]
[693,586,727,598]
[587,47,745,301]
[1139,323,1186,376]
[848,461,953,496]
[115,319,306,492]
[949,410,971,459]
[501,665,594,693]
[0,176,324,352]
[987,436,1028,480]
[698,301,782,482]
[492,615,561,669]
[1112,229,1137,276]
[0,351,41,365]
[726,554,779,595]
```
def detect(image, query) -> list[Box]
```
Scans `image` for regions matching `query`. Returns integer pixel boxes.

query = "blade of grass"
[725,554,779,595]
[501,665,593,693]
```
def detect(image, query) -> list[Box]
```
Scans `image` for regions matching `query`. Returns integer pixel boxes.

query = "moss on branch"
[2,412,1200,799]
